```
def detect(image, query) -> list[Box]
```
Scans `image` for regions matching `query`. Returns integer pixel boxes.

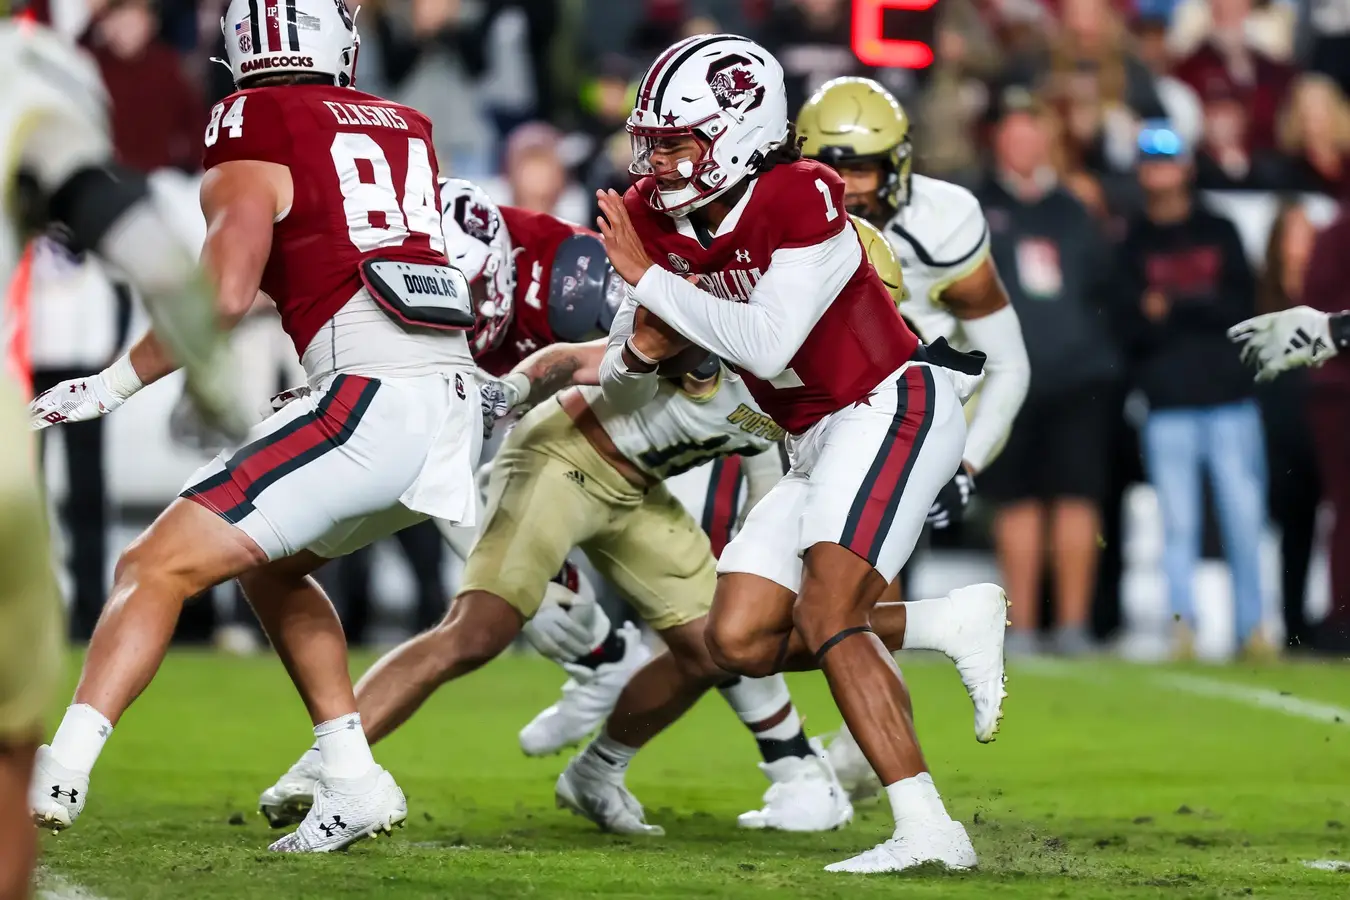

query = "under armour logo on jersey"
[318,815,347,837]
[50,786,79,802]
[515,338,538,356]
[735,250,751,263]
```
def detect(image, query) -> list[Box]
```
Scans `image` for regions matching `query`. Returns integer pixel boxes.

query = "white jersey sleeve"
[581,370,784,481]
[886,174,990,345]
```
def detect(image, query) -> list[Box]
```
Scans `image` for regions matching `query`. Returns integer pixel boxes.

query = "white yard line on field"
[1011,658,1350,726]
[1160,673,1350,726]
[1303,860,1350,872]
[35,868,108,900]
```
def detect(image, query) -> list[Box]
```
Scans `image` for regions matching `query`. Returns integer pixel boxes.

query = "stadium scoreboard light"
[851,0,941,69]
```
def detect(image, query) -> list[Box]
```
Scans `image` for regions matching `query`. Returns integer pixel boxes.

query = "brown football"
[658,344,717,377]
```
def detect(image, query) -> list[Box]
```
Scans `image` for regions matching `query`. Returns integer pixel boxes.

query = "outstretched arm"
[494,338,608,410]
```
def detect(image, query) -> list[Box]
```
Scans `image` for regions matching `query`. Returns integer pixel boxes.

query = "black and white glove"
[479,379,513,439]
[927,468,975,530]
[1228,306,1343,381]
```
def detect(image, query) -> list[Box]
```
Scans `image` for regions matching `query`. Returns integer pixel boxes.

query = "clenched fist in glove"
[479,379,514,440]
[30,356,144,431]
[927,467,976,530]
[522,562,604,662]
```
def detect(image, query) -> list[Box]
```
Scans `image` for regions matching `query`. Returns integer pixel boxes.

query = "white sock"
[313,714,375,779]
[586,733,638,772]
[49,704,113,774]
[886,772,950,835]
[297,744,322,770]
[717,674,792,726]
[898,596,950,652]
[756,706,804,742]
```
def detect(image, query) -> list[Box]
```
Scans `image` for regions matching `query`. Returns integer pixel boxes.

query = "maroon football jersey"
[625,160,920,433]
[202,85,448,355]
[474,206,591,376]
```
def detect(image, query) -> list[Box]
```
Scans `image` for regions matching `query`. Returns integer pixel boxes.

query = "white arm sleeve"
[737,446,786,531]
[633,224,862,380]
[959,303,1030,472]
[597,290,660,412]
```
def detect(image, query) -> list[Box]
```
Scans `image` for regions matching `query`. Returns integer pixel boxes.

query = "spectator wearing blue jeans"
[1112,122,1271,660]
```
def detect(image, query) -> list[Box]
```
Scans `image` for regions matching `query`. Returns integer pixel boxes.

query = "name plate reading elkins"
[361,259,474,331]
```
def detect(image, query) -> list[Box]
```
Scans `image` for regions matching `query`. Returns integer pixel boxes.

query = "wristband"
[102,354,145,401]
[500,371,530,408]
[1330,312,1350,350]
[624,337,659,369]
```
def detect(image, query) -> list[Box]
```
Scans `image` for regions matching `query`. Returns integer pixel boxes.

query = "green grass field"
[35,651,1350,899]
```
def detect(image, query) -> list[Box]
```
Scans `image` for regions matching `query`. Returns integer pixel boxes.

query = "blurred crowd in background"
[20,0,1350,660]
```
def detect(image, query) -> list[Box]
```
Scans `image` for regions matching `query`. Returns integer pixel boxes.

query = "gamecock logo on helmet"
[706,55,764,112]
[453,196,499,244]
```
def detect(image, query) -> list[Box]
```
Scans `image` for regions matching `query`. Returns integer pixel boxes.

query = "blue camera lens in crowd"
[1138,121,1185,158]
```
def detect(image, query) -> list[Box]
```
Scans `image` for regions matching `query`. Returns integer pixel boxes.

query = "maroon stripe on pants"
[705,455,744,559]
[842,367,932,561]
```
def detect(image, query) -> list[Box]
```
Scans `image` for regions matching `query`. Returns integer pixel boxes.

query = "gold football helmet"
[851,215,906,306]
[798,77,913,219]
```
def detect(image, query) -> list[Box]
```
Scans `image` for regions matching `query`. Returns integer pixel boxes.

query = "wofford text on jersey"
[322,100,410,130]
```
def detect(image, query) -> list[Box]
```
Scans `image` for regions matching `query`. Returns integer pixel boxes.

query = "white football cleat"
[555,751,663,836]
[29,745,89,832]
[824,726,881,802]
[737,738,853,832]
[519,621,652,757]
[259,750,322,828]
[824,820,977,873]
[941,584,1010,743]
[268,765,406,852]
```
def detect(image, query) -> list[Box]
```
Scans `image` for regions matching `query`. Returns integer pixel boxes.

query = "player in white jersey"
[0,16,240,894]
[798,77,1030,525]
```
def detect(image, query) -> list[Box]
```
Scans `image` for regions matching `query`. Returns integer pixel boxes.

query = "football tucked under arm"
[632,224,861,380]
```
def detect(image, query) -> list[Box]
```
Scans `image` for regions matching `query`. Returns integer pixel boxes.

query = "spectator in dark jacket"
[975,87,1123,656]
[1113,122,1270,660]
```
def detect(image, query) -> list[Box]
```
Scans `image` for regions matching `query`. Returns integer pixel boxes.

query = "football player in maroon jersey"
[28,0,482,852]
[585,35,1005,873]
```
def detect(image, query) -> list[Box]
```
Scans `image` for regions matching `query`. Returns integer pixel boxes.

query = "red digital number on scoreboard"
[851,0,937,69]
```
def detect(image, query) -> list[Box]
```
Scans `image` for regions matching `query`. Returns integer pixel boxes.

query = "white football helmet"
[628,34,788,215]
[439,178,516,353]
[221,0,359,88]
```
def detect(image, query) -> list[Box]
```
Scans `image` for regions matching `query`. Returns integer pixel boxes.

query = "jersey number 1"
[814,178,839,222]
[330,132,445,255]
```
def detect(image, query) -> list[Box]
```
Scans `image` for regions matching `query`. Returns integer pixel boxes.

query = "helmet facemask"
[629,112,749,215]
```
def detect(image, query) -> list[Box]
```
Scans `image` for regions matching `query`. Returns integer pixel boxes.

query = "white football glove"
[522,563,604,662]
[1228,306,1339,381]
[29,356,143,431]
[478,379,512,440]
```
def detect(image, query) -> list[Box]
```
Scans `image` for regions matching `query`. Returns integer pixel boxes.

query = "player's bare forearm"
[941,256,1008,319]
[511,339,607,405]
